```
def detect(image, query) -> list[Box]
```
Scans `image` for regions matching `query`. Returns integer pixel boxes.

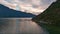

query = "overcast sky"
[0,0,56,15]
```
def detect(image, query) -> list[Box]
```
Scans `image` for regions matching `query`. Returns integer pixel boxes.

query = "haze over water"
[0,18,49,34]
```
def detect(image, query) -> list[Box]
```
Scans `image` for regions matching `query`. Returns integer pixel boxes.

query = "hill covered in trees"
[32,0,60,26]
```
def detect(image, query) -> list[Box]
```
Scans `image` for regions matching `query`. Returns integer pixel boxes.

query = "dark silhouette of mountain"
[32,0,60,25]
[0,4,36,18]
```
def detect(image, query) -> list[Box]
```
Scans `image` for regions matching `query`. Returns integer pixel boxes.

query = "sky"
[0,0,56,15]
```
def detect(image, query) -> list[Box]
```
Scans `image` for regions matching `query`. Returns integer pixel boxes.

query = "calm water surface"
[0,18,49,34]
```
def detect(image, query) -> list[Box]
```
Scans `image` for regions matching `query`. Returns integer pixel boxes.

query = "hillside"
[0,4,36,18]
[32,0,60,26]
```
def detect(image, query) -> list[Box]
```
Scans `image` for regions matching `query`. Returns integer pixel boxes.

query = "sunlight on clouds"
[0,0,17,9]
[0,0,56,15]
[18,4,44,15]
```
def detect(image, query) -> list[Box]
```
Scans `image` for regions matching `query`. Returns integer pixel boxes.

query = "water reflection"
[0,18,49,34]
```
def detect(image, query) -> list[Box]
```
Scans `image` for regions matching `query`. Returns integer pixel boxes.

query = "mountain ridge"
[0,4,36,18]
[32,0,60,25]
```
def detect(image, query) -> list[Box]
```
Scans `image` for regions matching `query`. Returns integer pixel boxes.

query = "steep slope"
[0,4,36,18]
[32,0,60,25]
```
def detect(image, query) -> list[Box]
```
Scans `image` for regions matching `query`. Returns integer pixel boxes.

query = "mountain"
[0,4,36,18]
[32,0,60,26]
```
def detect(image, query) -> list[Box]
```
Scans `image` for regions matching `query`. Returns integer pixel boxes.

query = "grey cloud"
[18,0,31,3]
[39,0,57,10]
[40,0,56,5]
[5,0,12,3]
[41,0,52,4]
[32,5,39,8]
[4,0,14,4]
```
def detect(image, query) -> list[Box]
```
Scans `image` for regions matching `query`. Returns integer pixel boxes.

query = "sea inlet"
[0,18,49,34]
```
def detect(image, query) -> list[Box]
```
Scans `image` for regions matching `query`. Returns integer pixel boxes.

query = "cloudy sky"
[0,0,56,15]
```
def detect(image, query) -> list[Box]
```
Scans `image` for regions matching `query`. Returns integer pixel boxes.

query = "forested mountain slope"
[32,0,60,25]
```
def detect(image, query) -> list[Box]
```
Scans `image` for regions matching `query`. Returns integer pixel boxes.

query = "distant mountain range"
[0,4,36,18]
[0,4,35,18]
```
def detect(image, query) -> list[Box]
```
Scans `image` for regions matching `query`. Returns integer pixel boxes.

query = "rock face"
[32,0,60,25]
[0,4,36,18]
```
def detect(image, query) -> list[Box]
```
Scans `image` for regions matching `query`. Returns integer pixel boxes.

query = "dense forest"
[32,0,60,26]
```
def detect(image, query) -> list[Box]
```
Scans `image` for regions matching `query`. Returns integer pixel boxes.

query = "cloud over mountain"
[0,0,56,15]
